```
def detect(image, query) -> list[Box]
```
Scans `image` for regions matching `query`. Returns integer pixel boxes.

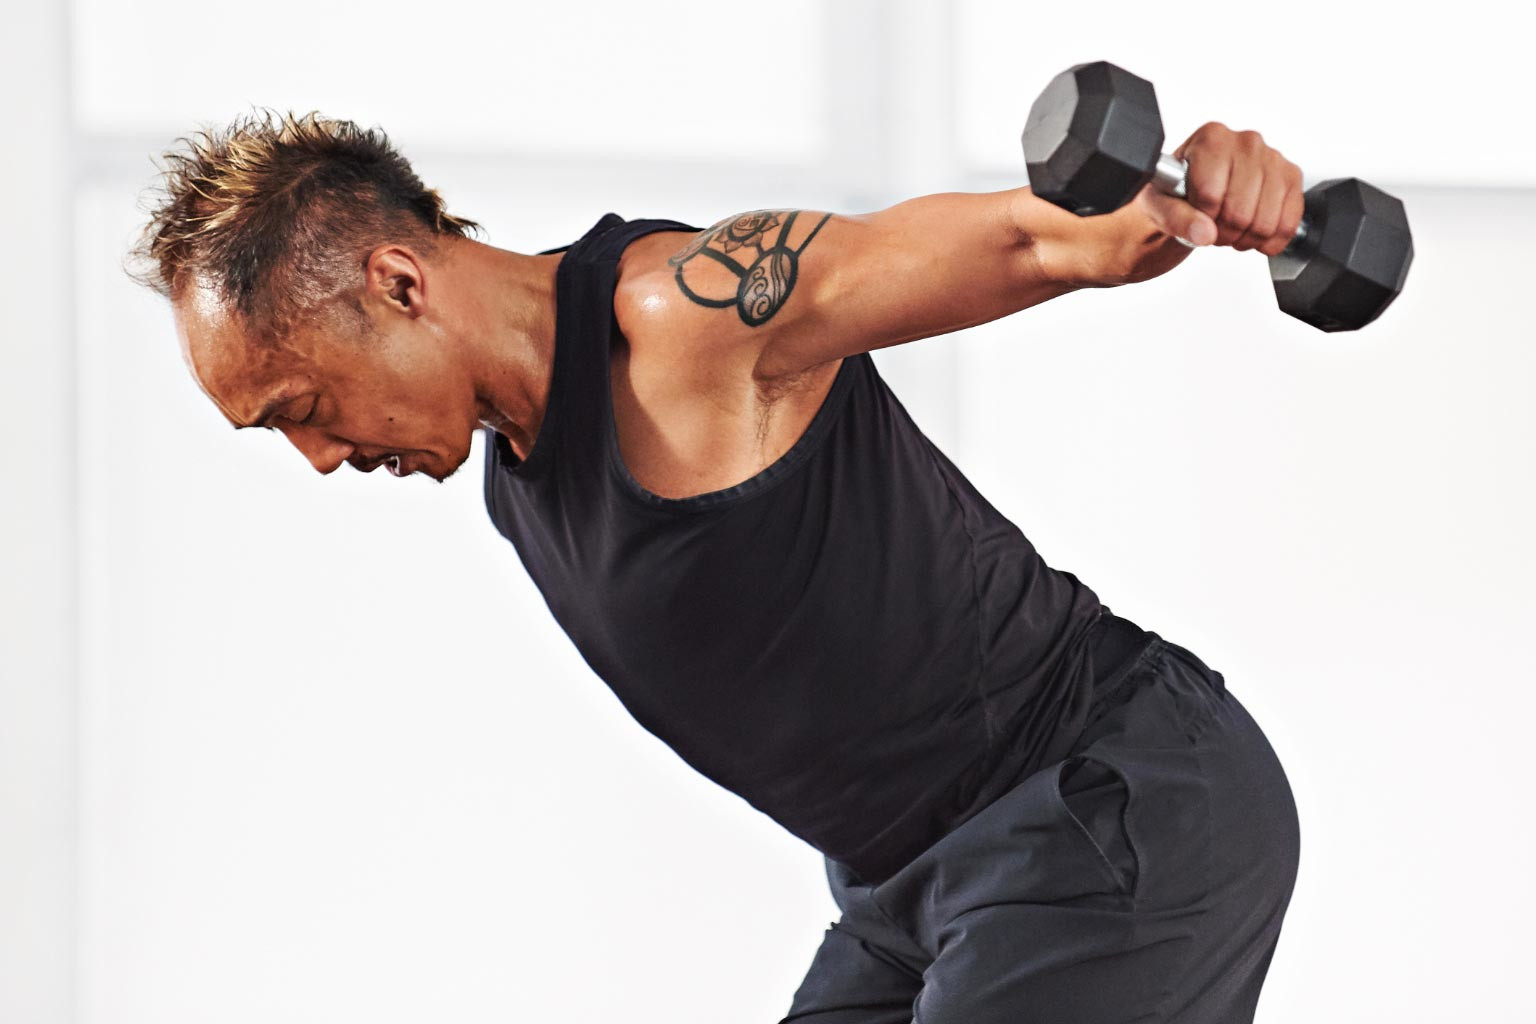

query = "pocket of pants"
[1054,755,1139,897]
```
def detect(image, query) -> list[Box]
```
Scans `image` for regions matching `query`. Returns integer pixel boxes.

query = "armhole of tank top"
[604,348,866,515]
[485,215,760,492]
[483,215,638,484]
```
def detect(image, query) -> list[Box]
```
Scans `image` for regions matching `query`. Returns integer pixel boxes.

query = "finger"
[1216,134,1265,249]
[1255,179,1296,257]
[1182,140,1232,232]
[1235,161,1287,253]
[1168,121,1213,161]
[1266,169,1307,258]
[1137,186,1218,246]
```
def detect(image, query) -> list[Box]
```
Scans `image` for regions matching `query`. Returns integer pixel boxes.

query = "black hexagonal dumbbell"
[1022,60,1414,332]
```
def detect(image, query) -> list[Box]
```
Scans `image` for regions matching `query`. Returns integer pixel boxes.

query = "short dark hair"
[127,108,483,342]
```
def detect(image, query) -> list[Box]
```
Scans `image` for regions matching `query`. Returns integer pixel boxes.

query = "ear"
[362,244,428,318]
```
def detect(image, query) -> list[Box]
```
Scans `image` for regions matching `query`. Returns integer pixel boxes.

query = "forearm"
[1005,184,1103,288]
[1007,184,1187,290]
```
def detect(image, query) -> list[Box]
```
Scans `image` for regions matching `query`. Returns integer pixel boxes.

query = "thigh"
[780,857,930,1023]
[905,750,1202,1024]
[914,899,1190,1024]
[778,921,923,1024]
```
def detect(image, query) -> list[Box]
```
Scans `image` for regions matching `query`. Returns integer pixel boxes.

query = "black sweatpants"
[779,635,1301,1023]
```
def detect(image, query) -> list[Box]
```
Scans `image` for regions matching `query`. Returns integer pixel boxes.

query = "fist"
[1141,122,1306,255]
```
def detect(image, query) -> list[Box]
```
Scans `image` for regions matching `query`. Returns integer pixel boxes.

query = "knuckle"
[1185,177,1220,210]
[1191,191,1223,217]
[1218,201,1254,230]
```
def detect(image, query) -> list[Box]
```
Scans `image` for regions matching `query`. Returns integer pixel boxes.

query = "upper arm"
[621,191,1086,385]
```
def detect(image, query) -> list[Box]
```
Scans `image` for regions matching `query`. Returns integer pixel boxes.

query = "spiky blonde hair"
[127,108,483,342]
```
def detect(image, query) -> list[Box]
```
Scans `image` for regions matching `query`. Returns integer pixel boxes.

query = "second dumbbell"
[1022,61,1414,332]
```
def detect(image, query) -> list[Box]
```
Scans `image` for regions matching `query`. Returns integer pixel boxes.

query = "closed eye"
[267,397,318,430]
[289,396,319,427]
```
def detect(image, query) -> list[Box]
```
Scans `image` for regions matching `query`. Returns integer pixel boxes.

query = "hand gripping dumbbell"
[1022,61,1414,332]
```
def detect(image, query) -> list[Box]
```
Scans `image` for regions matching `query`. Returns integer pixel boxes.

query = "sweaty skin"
[172,121,1301,500]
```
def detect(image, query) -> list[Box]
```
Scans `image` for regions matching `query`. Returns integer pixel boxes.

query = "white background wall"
[4,2,1533,1022]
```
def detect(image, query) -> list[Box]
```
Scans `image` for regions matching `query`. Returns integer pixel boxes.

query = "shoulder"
[613,213,840,389]
[613,230,741,386]
[613,227,775,392]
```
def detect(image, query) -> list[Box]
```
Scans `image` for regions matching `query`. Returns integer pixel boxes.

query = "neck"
[457,238,564,460]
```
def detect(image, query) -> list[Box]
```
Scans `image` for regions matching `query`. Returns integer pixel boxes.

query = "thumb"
[1136,186,1218,247]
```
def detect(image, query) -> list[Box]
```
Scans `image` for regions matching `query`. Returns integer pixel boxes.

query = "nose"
[277,423,354,475]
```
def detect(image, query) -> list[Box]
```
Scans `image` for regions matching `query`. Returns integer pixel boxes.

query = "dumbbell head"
[1023,61,1165,216]
[1268,178,1414,332]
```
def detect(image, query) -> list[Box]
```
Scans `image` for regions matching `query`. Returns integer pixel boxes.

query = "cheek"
[361,358,437,418]
[360,334,467,433]
[384,376,465,439]
[396,343,461,403]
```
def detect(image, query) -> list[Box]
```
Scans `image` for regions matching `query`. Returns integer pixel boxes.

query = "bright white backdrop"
[4,2,1534,1023]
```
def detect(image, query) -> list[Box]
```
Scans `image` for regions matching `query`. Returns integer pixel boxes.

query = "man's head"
[128,109,487,481]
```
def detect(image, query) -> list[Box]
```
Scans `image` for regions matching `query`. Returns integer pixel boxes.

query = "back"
[483,213,1107,885]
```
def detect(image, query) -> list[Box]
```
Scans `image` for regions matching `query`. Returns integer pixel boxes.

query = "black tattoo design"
[667,209,832,327]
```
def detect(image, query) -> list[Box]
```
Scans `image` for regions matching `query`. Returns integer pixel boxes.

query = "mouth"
[354,452,406,475]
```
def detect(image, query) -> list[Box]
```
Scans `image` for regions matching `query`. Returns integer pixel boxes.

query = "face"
[173,246,480,483]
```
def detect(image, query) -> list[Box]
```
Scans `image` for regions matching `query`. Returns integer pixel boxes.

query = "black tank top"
[482,213,1115,884]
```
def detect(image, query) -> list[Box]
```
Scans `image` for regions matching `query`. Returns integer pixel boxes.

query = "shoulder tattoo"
[666,209,832,327]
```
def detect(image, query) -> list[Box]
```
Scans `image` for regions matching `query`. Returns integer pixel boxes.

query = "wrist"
[1010,186,1111,289]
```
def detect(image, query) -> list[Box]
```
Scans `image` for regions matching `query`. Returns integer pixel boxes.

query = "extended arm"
[648,188,1092,382]
[620,123,1300,383]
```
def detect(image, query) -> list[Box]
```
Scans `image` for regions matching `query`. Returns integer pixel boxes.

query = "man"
[130,110,1301,1022]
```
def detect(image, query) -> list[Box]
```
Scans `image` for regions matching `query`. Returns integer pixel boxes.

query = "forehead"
[173,283,293,423]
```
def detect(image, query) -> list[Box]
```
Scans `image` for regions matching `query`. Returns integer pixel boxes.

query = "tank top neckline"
[484,212,628,481]
[487,213,860,515]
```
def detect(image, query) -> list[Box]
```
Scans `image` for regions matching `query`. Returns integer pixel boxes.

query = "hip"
[823,629,1299,956]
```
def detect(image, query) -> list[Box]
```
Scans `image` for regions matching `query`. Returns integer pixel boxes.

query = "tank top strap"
[532,213,703,483]
[561,213,701,264]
